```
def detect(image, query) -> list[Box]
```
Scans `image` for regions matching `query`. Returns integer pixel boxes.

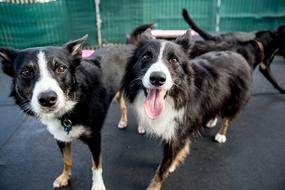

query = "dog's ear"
[175,30,192,50]
[0,47,19,77]
[277,26,285,50]
[127,23,154,45]
[65,34,88,57]
[135,28,154,44]
[277,25,285,41]
[277,25,285,34]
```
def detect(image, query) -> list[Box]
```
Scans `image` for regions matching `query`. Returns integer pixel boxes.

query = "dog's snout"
[149,72,166,86]
[38,91,58,107]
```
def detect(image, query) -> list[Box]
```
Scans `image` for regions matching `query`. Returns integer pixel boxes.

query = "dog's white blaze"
[158,41,166,61]
[91,168,106,190]
[31,51,65,115]
[133,91,184,141]
[142,42,173,90]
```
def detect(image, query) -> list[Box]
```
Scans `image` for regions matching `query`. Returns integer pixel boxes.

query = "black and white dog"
[0,35,135,190]
[122,31,252,189]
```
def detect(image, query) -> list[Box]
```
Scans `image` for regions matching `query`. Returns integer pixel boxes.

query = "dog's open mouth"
[143,88,167,120]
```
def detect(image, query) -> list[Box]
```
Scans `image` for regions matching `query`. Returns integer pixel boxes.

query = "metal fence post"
[216,0,221,32]
[95,0,102,47]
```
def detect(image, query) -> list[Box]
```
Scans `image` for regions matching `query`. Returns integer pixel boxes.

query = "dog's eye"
[20,68,33,79]
[142,53,152,62]
[169,58,178,64]
[55,65,67,74]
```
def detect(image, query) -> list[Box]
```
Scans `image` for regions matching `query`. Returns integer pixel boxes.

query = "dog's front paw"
[137,125,145,135]
[215,133,227,143]
[146,183,161,190]
[91,181,106,190]
[118,120,127,129]
[206,118,218,128]
[168,164,176,173]
[53,173,70,188]
[92,168,106,190]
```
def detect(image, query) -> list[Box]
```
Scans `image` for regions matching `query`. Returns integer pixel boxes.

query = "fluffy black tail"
[182,8,214,40]
[127,23,154,44]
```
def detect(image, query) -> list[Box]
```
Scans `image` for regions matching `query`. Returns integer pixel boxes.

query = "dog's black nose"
[149,72,166,86]
[38,91,58,107]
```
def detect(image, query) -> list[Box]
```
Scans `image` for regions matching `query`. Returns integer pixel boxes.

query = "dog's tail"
[127,23,155,44]
[182,8,214,40]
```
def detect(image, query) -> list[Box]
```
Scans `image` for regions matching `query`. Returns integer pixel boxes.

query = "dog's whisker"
[173,82,185,91]
[130,77,143,88]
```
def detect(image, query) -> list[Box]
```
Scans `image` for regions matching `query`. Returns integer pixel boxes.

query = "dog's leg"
[53,141,72,188]
[206,117,218,128]
[215,118,230,143]
[137,119,145,134]
[168,141,190,173]
[147,140,190,190]
[259,66,285,94]
[117,91,128,129]
[83,133,106,190]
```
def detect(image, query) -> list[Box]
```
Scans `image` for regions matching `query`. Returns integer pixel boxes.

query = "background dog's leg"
[206,117,218,128]
[137,119,145,134]
[259,67,285,93]
[215,118,230,143]
[84,133,106,190]
[147,140,190,190]
[117,91,128,129]
[53,141,72,188]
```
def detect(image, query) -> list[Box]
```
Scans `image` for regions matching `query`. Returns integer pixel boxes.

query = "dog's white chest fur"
[41,117,85,142]
[133,91,184,141]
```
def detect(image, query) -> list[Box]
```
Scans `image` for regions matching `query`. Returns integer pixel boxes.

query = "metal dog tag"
[63,119,72,135]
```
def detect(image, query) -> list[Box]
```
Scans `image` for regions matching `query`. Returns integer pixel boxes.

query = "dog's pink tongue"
[144,89,166,120]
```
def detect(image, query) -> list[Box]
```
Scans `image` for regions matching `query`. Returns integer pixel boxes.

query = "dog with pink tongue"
[122,30,252,190]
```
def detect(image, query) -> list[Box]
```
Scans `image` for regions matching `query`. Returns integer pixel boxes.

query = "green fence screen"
[220,0,285,32]
[0,0,97,49]
[0,0,284,48]
[100,0,217,43]
[0,1,69,48]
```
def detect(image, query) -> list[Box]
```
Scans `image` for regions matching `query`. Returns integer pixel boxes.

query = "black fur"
[183,8,285,93]
[122,35,252,189]
[59,45,134,128]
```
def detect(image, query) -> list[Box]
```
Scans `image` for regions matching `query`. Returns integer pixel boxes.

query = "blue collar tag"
[63,119,72,135]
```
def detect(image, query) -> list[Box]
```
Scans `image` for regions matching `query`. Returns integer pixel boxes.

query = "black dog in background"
[183,8,285,93]
[122,30,252,189]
